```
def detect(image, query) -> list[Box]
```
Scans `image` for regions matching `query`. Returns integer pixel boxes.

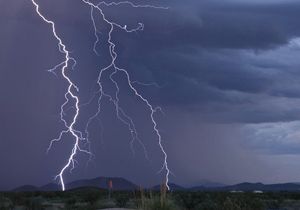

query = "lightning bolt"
[31,0,92,191]
[31,0,171,191]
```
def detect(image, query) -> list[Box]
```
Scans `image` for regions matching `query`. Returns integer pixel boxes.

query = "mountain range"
[12,177,300,192]
[13,177,137,192]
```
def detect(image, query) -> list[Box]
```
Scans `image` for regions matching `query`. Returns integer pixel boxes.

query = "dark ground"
[1,188,300,209]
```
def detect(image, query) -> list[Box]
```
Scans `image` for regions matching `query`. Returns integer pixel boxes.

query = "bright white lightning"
[31,0,92,191]
[82,0,171,189]
[31,0,171,191]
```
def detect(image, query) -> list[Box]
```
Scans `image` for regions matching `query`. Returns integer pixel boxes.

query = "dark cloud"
[115,0,300,51]
[2,0,300,190]
[110,0,300,123]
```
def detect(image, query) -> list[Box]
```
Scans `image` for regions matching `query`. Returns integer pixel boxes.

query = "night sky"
[2,0,300,190]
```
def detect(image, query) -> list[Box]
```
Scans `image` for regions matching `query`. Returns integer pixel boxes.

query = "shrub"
[83,192,99,204]
[65,197,77,210]
[222,197,241,210]
[114,193,130,207]
[28,196,44,210]
[196,199,219,210]
[0,197,13,210]
[175,192,201,210]
[140,196,179,210]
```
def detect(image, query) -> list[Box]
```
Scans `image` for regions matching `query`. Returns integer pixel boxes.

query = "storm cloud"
[1,0,300,190]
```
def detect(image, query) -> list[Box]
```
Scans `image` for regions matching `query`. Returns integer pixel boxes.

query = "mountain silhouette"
[191,182,300,192]
[13,176,137,191]
[66,176,137,191]
[12,178,300,192]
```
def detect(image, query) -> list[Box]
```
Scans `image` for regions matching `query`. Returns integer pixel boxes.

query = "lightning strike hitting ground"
[31,0,171,191]
[31,0,92,191]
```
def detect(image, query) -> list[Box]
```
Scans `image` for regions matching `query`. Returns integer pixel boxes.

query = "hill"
[66,177,137,191]
[13,176,137,191]
[191,182,300,192]
[12,178,300,192]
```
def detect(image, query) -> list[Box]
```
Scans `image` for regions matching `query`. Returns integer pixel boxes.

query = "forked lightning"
[31,0,171,191]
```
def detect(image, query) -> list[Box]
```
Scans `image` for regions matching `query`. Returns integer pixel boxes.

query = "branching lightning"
[31,0,92,191]
[31,0,171,191]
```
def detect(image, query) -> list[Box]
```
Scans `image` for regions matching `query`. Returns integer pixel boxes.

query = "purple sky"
[2,0,300,190]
